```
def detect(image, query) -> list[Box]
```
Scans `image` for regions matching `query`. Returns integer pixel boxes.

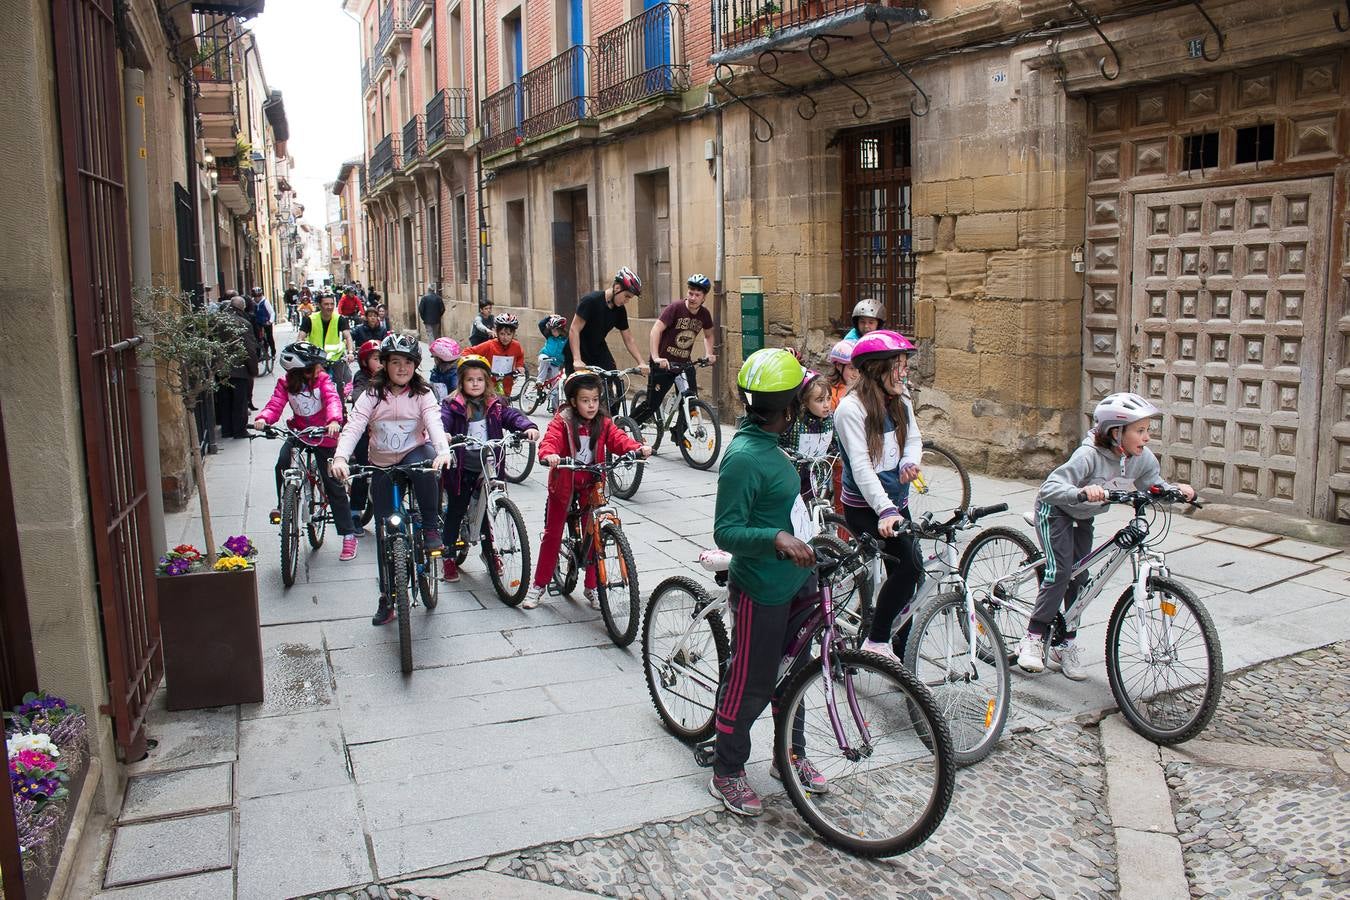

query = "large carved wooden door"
[1131,179,1330,517]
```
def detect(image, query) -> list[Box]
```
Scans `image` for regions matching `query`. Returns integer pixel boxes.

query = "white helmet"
[851,298,884,322]
[1093,392,1159,432]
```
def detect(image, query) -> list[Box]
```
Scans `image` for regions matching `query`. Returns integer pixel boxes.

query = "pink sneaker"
[339,536,358,561]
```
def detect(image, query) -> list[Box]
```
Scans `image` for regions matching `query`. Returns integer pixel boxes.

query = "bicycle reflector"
[1159,600,1178,617]
[387,514,403,528]
[269,511,281,524]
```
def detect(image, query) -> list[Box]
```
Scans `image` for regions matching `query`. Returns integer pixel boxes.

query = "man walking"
[223,294,260,439]
[417,282,446,342]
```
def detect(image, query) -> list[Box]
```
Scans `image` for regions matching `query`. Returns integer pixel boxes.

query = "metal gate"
[51,0,162,760]
[840,120,914,332]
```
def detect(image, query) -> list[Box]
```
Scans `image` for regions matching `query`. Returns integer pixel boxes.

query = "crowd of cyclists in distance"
[243,265,1199,821]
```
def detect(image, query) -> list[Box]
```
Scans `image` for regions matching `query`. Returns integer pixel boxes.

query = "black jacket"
[418,291,445,324]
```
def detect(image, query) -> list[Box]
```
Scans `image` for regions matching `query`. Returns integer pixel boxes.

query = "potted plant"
[235,134,254,170]
[193,38,217,81]
[135,290,265,710]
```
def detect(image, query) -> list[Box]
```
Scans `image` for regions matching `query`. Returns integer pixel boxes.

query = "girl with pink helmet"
[429,337,462,401]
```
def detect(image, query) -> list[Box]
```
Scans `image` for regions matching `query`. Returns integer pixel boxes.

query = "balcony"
[401,115,425,170]
[521,45,595,140]
[425,88,469,152]
[711,0,925,59]
[368,133,402,187]
[407,0,431,29]
[480,83,523,157]
[216,161,256,215]
[378,0,411,58]
[361,56,374,95]
[595,3,690,116]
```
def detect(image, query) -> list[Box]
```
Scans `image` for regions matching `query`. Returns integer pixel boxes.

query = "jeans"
[370,444,442,596]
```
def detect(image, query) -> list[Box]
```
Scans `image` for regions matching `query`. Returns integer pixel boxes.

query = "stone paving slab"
[93,869,235,900]
[1203,526,1280,548]
[103,811,232,887]
[1290,567,1350,596]
[1161,542,1317,592]
[241,621,333,720]
[127,702,238,776]
[120,763,233,823]
[1259,539,1343,563]
[237,709,350,798]
[237,784,372,900]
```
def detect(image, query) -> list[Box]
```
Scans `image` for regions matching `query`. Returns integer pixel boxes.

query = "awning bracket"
[867,17,930,117]
[714,63,774,143]
[807,35,870,119]
[1067,0,1121,80]
[1188,1,1225,61]
[757,50,818,121]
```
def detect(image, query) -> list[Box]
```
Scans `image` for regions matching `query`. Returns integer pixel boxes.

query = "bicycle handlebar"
[344,460,441,481]
[1079,487,1204,509]
[550,450,646,474]
[248,424,330,442]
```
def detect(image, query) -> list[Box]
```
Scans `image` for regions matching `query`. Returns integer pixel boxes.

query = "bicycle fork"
[1130,553,1174,662]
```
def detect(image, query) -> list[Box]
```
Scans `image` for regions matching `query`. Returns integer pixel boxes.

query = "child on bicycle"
[332,334,451,626]
[537,315,567,409]
[827,338,858,410]
[253,341,358,560]
[467,313,525,398]
[709,348,825,817]
[630,273,716,444]
[347,340,383,532]
[525,369,652,610]
[1015,392,1195,680]
[428,337,461,402]
[778,371,836,501]
[439,354,539,582]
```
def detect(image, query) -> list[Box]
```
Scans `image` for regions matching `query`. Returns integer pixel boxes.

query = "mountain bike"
[630,358,722,470]
[782,448,854,544]
[443,433,532,606]
[250,424,333,588]
[549,453,646,646]
[643,539,954,857]
[904,441,971,523]
[957,486,1222,744]
[519,364,565,415]
[588,366,646,500]
[348,460,443,675]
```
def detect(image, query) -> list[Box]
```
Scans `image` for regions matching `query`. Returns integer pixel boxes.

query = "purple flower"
[165,558,191,576]
[223,534,256,557]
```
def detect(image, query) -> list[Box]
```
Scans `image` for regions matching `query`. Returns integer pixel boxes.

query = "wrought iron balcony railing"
[401,115,425,168]
[596,3,689,114]
[712,0,919,52]
[193,16,237,82]
[522,45,594,139]
[361,56,374,94]
[406,0,430,27]
[378,0,410,56]
[369,133,400,184]
[425,88,469,148]
[480,82,523,156]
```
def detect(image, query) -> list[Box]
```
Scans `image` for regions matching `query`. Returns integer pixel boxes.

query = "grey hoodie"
[1036,430,1173,520]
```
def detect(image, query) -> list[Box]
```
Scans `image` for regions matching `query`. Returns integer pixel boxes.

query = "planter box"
[158,569,263,710]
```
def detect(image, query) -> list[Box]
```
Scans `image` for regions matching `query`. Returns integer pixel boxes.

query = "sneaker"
[709,772,762,816]
[521,584,544,609]
[583,588,599,609]
[351,515,366,536]
[371,601,395,627]
[268,508,282,524]
[770,754,830,793]
[1016,633,1046,673]
[339,536,358,561]
[442,558,460,582]
[861,639,901,665]
[1049,641,1088,681]
[424,529,443,555]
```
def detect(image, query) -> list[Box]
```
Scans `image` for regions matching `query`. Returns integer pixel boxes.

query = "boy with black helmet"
[708,348,827,817]
[631,273,717,446]
[562,267,650,377]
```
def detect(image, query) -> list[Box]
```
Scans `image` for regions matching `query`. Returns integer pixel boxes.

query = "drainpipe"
[124,68,167,559]
[473,0,488,307]
[712,107,726,411]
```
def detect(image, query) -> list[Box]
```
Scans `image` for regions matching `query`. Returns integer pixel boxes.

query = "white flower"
[6,733,59,759]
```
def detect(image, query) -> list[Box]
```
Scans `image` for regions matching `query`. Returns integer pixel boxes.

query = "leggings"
[712,582,816,778]
[347,432,372,524]
[274,440,353,537]
[1028,502,1094,643]
[843,503,923,649]
[443,470,490,552]
[531,475,599,592]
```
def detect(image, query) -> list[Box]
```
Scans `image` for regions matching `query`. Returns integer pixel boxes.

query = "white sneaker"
[1016,634,1045,673]
[583,588,599,609]
[1049,642,1088,681]
[860,639,901,665]
[521,584,544,609]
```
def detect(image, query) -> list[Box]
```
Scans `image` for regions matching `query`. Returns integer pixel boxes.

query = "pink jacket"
[257,372,343,448]
[336,385,449,466]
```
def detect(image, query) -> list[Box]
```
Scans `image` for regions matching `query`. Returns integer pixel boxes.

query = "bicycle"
[587,366,646,500]
[957,486,1222,744]
[249,424,334,588]
[630,358,722,470]
[904,441,971,523]
[347,460,443,675]
[519,364,565,415]
[642,538,955,857]
[549,453,646,646]
[444,433,533,606]
[782,448,854,544]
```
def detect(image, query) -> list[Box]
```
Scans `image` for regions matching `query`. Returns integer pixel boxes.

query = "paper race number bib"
[797,432,831,460]
[790,494,818,542]
[372,419,418,454]
[1101,476,1135,492]
[491,355,515,376]
[290,388,323,417]
[467,419,488,443]
[879,431,901,471]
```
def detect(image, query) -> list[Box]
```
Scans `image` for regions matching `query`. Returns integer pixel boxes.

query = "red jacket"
[539,408,641,495]
[338,294,364,318]
[467,338,525,395]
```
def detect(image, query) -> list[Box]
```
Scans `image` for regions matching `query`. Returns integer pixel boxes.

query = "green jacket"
[714,422,812,605]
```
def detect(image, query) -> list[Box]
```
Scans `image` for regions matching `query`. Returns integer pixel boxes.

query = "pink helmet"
[850,330,916,365]
[827,338,857,367]
[430,337,461,362]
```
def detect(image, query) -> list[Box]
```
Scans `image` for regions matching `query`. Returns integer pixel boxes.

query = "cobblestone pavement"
[1199,642,1350,752]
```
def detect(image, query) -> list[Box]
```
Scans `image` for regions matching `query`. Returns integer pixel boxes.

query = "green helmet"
[736,348,805,411]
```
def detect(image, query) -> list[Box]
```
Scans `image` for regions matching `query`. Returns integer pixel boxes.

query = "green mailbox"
[740,276,764,359]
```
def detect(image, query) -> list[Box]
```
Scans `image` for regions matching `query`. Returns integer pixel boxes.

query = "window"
[398,70,411,126]
[840,121,914,332]
[502,9,524,87]
[427,204,440,287]
[455,193,469,284]
[448,5,463,90]
[422,36,436,100]
[1235,123,1274,164]
[1183,131,1219,171]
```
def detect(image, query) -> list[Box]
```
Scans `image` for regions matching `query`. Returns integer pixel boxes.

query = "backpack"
[253,299,271,326]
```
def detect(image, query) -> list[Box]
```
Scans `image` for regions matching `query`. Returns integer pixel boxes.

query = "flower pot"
[193,63,214,81]
[157,568,264,710]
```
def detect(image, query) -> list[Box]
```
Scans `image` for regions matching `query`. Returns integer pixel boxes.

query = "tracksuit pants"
[1028,502,1094,642]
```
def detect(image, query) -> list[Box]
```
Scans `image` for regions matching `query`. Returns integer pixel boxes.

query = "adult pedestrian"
[299,292,355,393]
[222,294,260,439]
[467,298,495,347]
[563,267,649,379]
[351,305,389,347]
[417,282,445,342]
[631,273,716,443]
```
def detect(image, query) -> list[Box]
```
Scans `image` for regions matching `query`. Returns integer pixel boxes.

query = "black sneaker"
[371,600,395,626]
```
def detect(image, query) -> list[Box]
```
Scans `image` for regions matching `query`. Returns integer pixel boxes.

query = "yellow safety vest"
[309,314,345,361]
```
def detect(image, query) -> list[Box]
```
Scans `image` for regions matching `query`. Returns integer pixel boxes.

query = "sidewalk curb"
[1099,715,1189,900]
[392,869,601,898]
[1160,739,1333,775]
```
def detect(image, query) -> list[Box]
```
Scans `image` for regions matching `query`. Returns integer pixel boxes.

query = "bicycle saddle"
[698,549,731,573]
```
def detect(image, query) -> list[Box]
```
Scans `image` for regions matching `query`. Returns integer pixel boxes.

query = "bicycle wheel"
[388,534,413,675]
[677,398,722,470]
[607,416,644,500]
[304,469,327,550]
[631,390,665,451]
[280,481,300,588]
[596,522,640,647]
[821,511,856,547]
[774,649,954,857]
[487,496,530,606]
[552,540,579,596]
[414,528,439,611]
[501,439,535,484]
[641,576,729,742]
[958,526,1042,660]
[903,592,1010,766]
[522,376,545,414]
[1105,576,1222,745]
[906,442,971,523]
[512,373,535,412]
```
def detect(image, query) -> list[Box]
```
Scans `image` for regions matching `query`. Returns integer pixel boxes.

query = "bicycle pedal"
[692,739,717,768]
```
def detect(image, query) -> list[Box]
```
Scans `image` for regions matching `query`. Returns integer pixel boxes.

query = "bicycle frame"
[452,438,517,547]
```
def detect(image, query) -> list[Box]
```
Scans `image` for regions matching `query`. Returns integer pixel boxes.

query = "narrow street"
[74,328,1350,899]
